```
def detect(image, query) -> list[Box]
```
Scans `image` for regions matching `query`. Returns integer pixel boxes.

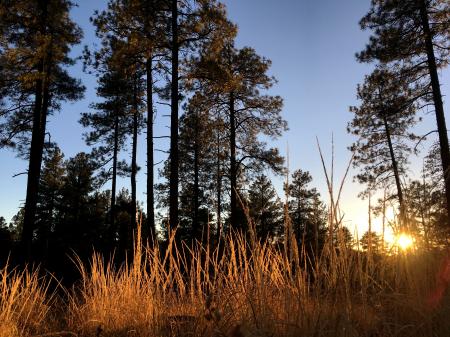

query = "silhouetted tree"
[248,175,283,241]
[80,67,132,248]
[348,67,420,226]
[192,44,286,231]
[359,230,383,253]
[358,0,450,225]
[0,0,85,258]
[35,144,65,259]
[286,169,328,257]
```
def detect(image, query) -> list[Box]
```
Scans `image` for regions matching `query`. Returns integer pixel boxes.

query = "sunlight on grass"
[0,263,54,337]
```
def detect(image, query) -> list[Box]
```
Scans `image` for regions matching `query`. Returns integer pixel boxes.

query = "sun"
[396,233,414,251]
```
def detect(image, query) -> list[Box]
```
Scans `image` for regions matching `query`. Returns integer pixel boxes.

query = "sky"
[0,0,449,238]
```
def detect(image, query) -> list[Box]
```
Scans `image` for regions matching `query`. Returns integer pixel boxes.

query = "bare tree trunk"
[216,129,222,241]
[146,57,155,240]
[109,114,119,247]
[22,0,49,260]
[382,115,405,226]
[131,76,138,236]
[419,0,450,228]
[169,0,179,231]
[193,111,200,241]
[229,92,237,230]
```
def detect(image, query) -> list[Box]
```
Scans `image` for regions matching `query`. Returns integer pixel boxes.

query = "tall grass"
[1,229,449,336]
[0,262,54,337]
[0,223,450,337]
[62,222,449,337]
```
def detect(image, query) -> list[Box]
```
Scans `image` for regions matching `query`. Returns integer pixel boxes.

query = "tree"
[80,67,131,247]
[358,0,450,225]
[55,153,109,259]
[90,7,146,240]
[191,44,287,231]
[0,216,12,260]
[167,0,235,231]
[35,144,65,259]
[179,97,217,242]
[0,0,85,258]
[359,230,383,253]
[405,146,450,247]
[248,175,283,241]
[348,67,420,226]
[334,226,354,250]
[286,169,328,257]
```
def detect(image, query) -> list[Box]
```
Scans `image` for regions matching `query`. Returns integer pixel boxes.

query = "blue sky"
[1,0,449,236]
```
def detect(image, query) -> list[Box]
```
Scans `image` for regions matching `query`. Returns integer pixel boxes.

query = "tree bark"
[146,57,155,240]
[22,0,49,260]
[229,91,237,230]
[169,0,179,231]
[216,130,222,241]
[193,111,200,241]
[382,115,405,226]
[419,0,450,227]
[131,76,138,235]
[110,114,119,247]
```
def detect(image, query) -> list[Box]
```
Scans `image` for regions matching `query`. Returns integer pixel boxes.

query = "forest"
[0,0,449,336]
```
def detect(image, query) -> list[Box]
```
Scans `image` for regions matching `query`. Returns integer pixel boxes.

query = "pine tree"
[248,175,283,241]
[0,0,85,258]
[90,7,146,242]
[358,0,450,225]
[179,98,216,242]
[55,153,110,258]
[167,0,235,231]
[348,67,420,226]
[286,169,328,256]
[35,144,65,259]
[359,230,383,253]
[191,44,287,231]
[80,67,132,248]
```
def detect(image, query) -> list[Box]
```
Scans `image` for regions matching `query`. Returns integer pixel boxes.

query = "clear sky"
[0,0,449,237]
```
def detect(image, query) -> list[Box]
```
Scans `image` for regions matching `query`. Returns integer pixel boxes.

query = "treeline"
[0,0,449,272]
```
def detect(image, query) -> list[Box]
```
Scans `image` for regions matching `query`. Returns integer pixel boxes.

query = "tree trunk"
[146,57,155,240]
[193,111,200,241]
[216,129,222,241]
[229,92,237,230]
[382,115,405,226]
[110,114,119,247]
[22,0,49,260]
[169,0,179,231]
[131,76,138,235]
[419,0,450,227]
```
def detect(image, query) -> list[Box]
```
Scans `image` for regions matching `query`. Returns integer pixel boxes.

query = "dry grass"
[0,262,55,337]
[64,224,450,337]
[1,228,449,337]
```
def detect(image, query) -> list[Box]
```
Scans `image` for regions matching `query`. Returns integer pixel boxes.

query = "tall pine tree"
[0,0,85,258]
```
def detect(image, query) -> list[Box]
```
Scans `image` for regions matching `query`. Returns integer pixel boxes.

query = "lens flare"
[397,233,414,251]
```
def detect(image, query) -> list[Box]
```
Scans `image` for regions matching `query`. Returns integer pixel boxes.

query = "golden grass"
[0,262,54,337]
[1,227,449,336]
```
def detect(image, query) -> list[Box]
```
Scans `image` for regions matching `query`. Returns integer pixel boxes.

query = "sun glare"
[396,233,414,251]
